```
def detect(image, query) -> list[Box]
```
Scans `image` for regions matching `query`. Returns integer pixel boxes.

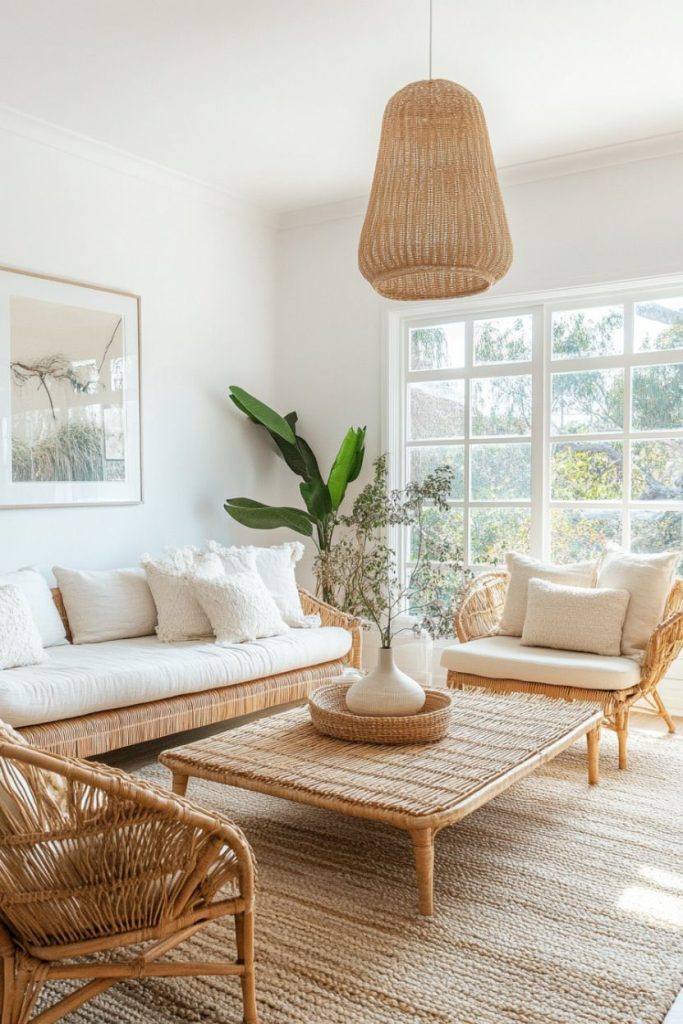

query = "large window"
[390,280,683,579]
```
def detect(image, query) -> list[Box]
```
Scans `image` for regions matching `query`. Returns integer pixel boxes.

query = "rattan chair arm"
[0,742,255,889]
[453,571,509,642]
[639,609,683,694]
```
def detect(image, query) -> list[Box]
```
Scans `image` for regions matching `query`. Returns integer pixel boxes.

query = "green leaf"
[300,478,332,520]
[224,497,313,536]
[228,387,296,444]
[348,427,366,484]
[327,427,367,509]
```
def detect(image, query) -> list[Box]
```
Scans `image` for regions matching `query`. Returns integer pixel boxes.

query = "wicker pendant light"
[358,6,512,301]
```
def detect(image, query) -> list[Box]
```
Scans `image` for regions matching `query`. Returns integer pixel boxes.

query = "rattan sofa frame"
[13,590,362,759]
[449,572,683,768]
[0,740,258,1023]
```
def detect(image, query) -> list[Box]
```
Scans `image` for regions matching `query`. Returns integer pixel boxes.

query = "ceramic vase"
[345,647,426,717]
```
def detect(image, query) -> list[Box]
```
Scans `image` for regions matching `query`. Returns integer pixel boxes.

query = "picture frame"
[0,265,141,508]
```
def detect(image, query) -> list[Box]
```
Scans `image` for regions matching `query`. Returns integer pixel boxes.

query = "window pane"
[634,298,683,352]
[470,443,531,500]
[631,512,683,572]
[409,323,465,370]
[471,375,532,437]
[551,441,623,501]
[410,508,464,560]
[408,380,464,440]
[631,364,683,431]
[408,445,464,500]
[473,315,532,364]
[551,369,623,435]
[550,509,622,562]
[551,305,623,359]
[631,439,683,501]
[470,508,530,564]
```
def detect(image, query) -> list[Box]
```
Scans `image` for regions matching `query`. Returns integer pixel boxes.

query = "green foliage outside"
[408,306,683,566]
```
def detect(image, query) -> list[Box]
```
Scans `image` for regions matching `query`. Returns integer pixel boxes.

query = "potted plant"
[224,386,365,602]
[317,456,472,715]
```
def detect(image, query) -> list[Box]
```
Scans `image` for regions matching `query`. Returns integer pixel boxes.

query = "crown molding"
[279,130,683,231]
[0,104,275,226]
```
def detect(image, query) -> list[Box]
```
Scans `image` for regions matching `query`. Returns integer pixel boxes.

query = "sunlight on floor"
[639,865,683,893]
[618,886,683,929]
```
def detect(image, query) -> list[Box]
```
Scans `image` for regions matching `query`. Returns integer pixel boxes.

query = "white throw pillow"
[0,568,67,648]
[141,548,224,642]
[597,545,680,661]
[0,585,47,669]
[191,572,289,646]
[208,541,319,627]
[53,566,158,644]
[521,578,631,657]
[498,552,597,637]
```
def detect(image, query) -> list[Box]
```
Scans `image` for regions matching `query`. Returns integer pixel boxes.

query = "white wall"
[0,122,278,575]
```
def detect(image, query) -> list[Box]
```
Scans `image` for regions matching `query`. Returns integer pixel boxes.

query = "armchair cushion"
[441,635,641,692]
[521,578,631,657]
[498,553,596,636]
[597,545,680,661]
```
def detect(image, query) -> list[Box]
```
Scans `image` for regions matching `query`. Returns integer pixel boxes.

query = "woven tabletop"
[161,691,601,830]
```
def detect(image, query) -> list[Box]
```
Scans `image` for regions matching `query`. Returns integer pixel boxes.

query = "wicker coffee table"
[160,691,601,916]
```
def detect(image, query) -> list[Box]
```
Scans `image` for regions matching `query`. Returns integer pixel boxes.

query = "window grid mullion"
[401,283,682,573]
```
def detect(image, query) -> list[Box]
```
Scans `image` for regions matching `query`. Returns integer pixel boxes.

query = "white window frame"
[384,273,683,577]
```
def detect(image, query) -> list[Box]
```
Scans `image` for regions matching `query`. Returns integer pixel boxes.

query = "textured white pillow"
[521,578,631,657]
[498,552,597,636]
[208,541,318,627]
[0,568,67,648]
[53,566,158,644]
[191,572,289,645]
[141,548,224,642]
[0,585,47,669]
[597,545,680,661]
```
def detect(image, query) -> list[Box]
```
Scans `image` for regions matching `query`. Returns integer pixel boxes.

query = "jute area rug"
[48,730,682,1024]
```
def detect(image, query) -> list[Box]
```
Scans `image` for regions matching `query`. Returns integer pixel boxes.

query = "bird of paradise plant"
[225,386,366,602]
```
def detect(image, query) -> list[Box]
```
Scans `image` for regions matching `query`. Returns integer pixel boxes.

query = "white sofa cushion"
[208,541,318,628]
[141,548,224,642]
[53,566,158,644]
[0,586,46,670]
[0,568,67,648]
[0,627,352,727]
[191,572,289,645]
[521,578,631,657]
[440,635,641,692]
[597,544,680,661]
[498,552,597,636]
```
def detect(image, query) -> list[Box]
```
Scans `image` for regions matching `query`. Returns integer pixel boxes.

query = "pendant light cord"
[428,0,433,79]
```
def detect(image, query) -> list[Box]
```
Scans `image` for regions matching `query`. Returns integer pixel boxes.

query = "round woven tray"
[308,683,453,744]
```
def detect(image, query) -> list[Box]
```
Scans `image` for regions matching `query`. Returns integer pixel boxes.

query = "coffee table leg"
[409,828,434,916]
[171,772,189,797]
[586,726,600,786]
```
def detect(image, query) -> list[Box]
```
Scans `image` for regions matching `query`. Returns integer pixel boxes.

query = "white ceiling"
[0,0,682,213]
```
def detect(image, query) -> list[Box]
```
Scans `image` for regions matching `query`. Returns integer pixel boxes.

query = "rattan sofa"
[442,571,683,768]
[8,589,361,759]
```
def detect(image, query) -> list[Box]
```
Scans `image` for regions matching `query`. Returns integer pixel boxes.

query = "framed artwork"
[0,266,141,508]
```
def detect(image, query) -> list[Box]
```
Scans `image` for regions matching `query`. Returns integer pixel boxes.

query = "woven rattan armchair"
[0,739,257,1024]
[449,572,683,769]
